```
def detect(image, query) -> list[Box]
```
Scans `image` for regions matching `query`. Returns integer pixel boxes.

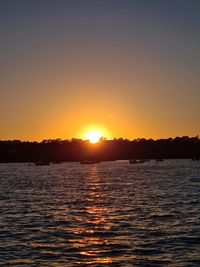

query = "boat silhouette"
[80,160,101,164]
[34,161,50,166]
[129,159,145,164]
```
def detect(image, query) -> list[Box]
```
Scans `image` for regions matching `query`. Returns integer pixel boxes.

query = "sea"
[0,160,200,266]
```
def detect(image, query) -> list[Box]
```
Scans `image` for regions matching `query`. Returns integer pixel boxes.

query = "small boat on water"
[34,161,50,166]
[129,159,145,164]
[156,159,164,162]
[80,160,101,164]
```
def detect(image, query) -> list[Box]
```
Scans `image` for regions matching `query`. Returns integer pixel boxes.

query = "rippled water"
[0,160,200,266]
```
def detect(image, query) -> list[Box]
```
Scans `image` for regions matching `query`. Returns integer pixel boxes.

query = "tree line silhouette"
[0,136,200,163]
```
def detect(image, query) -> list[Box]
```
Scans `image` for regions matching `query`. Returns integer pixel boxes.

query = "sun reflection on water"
[69,165,113,265]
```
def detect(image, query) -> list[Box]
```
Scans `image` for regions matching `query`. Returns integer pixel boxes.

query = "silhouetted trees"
[0,136,200,162]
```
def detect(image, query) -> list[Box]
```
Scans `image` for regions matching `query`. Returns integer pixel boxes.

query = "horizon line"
[0,135,199,143]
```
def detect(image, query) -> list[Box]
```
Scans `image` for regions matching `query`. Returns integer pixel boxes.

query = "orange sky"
[0,1,199,141]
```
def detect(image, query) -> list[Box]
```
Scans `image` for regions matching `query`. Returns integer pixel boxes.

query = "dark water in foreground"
[0,160,200,266]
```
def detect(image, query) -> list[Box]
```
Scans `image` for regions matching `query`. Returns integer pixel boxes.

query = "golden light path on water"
[69,165,113,265]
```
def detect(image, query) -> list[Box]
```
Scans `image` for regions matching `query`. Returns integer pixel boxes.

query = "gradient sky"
[0,0,200,141]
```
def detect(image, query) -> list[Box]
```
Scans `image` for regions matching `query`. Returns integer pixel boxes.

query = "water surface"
[0,160,200,266]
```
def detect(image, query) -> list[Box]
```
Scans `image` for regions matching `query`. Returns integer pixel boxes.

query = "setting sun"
[85,130,103,143]
[80,124,112,143]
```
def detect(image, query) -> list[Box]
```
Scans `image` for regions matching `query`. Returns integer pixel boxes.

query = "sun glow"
[80,125,111,143]
[85,130,103,143]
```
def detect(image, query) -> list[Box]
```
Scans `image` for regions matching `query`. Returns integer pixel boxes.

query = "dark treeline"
[0,136,200,163]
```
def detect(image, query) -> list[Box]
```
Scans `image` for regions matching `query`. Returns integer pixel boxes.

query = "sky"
[0,0,200,141]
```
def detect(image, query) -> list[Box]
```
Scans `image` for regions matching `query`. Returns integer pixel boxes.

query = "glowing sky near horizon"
[0,0,200,141]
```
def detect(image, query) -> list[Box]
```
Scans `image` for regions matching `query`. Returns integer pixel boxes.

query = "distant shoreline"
[0,137,200,163]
